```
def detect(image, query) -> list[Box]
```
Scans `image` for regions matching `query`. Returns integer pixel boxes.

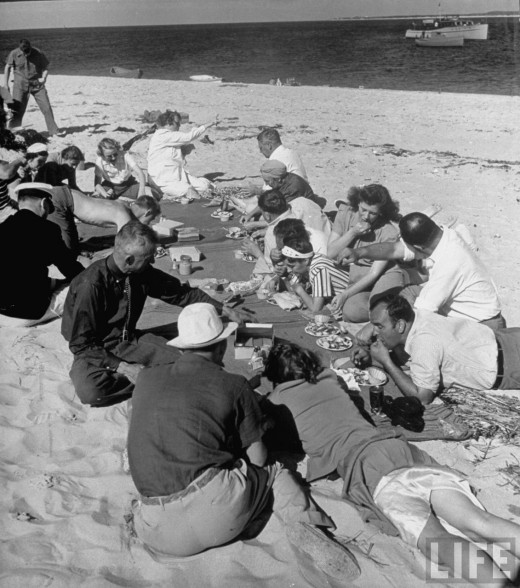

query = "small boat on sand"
[415,33,464,47]
[189,75,222,83]
[110,67,143,79]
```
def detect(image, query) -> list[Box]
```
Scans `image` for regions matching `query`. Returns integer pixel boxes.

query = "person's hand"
[330,292,347,313]
[290,282,305,296]
[116,361,143,384]
[251,228,267,240]
[241,237,261,258]
[222,306,256,325]
[339,247,360,266]
[355,322,376,346]
[352,221,371,237]
[351,346,371,369]
[369,339,391,367]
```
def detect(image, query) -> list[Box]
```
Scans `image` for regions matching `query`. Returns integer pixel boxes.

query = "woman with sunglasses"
[327,184,407,323]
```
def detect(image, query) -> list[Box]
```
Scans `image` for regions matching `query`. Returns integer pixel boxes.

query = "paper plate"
[316,335,353,352]
[304,323,340,337]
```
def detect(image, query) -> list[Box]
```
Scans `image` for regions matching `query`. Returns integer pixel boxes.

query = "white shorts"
[373,466,484,547]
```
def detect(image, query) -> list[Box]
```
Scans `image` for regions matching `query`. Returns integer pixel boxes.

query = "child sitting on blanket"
[263,342,520,587]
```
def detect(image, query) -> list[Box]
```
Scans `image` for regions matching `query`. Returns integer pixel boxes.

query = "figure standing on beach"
[128,303,360,583]
[147,110,218,201]
[4,39,61,136]
[61,222,252,407]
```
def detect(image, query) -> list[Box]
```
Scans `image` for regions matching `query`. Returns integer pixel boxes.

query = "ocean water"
[1,19,519,95]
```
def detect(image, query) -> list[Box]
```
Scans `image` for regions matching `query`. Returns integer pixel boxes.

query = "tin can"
[179,255,192,276]
[369,385,384,415]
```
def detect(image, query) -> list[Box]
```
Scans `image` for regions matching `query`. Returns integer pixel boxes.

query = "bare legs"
[417,488,520,587]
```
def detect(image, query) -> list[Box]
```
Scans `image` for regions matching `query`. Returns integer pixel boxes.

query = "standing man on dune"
[4,39,61,136]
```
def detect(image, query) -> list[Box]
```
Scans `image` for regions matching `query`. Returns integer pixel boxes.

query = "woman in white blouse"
[147,110,218,200]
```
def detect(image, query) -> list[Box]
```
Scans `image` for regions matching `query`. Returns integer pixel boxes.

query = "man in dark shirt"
[4,39,60,135]
[261,159,326,209]
[128,303,360,582]
[0,183,84,327]
[61,221,251,408]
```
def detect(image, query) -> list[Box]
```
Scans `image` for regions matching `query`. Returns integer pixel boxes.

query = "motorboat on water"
[405,17,488,40]
[415,32,464,47]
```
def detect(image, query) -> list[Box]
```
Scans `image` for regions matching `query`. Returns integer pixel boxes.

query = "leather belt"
[139,467,220,506]
[493,339,504,389]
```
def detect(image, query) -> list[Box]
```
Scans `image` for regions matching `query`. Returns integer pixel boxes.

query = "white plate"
[316,335,353,352]
[211,210,232,219]
[304,323,340,337]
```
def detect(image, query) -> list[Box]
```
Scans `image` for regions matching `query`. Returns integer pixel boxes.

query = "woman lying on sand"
[263,342,520,588]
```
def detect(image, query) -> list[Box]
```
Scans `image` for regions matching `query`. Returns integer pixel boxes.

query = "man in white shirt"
[258,128,308,182]
[361,295,520,405]
[341,212,505,332]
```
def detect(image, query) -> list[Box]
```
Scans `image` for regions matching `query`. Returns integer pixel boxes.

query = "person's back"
[0,208,81,318]
[279,172,325,208]
[128,353,258,497]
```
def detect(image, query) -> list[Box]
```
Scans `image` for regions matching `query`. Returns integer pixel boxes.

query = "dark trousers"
[9,85,59,135]
[70,333,181,407]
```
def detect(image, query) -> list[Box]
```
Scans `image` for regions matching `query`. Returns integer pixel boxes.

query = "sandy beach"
[1,75,519,587]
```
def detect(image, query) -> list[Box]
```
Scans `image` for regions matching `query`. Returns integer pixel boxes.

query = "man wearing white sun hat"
[127,303,360,581]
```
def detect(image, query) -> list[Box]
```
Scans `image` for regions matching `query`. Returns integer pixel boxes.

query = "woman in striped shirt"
[282,237,349,314]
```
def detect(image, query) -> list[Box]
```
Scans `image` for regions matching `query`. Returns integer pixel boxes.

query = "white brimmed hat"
[26,142,49,154]
[13,182,54,199]
[167,303,237,349]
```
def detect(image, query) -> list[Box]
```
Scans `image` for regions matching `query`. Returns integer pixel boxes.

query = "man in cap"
[4,39,61,135]
[257,127,307,181]
[61,221,252,407]
[0,183,84,327]
[240,160,326,225]
[127,302,360,582]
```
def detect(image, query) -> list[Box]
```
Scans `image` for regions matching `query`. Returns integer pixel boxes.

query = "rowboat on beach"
[189,75,222,83]
[415,33,464,47]
[110,67,143,79]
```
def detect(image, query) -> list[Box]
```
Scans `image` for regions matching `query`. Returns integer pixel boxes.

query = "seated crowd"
[1,107,519,586]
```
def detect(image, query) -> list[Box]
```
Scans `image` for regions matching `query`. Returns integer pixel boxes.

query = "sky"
[1,0,518,31]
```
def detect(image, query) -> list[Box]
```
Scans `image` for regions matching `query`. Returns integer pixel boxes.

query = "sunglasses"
[28,151,48,157]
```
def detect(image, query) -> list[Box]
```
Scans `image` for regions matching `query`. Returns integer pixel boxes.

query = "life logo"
[425,538,518,583]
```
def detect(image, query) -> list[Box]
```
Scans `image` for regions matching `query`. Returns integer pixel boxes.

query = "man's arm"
[125,153,147,197]
[339,241,406,265]
[370,339,436,404]
[39,68,49,85]
[4,63,12,88]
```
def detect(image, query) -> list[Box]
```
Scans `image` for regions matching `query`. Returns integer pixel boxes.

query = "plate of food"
[305,322,340,337]
[211,210,233,219]
[226,226,247,240]
[225,277,263,296]
[316,334,353,352]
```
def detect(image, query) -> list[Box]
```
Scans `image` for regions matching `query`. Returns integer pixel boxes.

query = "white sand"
[0,76,519,587]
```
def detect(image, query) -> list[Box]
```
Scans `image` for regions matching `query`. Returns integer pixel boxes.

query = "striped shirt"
[0,179,10,211]
[309,254,350,298]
